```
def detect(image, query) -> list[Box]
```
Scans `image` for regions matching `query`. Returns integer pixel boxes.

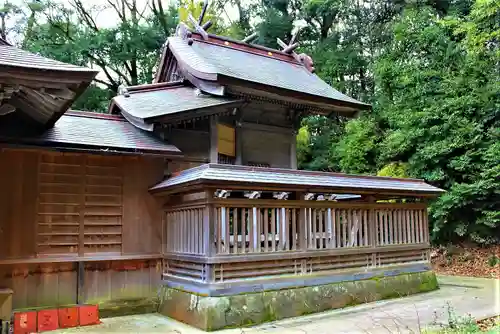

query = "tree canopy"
[1,0,498,245]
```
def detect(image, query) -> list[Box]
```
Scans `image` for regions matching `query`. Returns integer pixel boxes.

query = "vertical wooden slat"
[409,209,415,244]
[191,209,194,253]
[299,208,305,250]
[342,210,347,247]
[401,209,407,244]
[312,209,317,249]
[318,209,323,249]
[191,209,195,253]
[418,209,424,243]
[249,208,255,252]
[423,208,429,243]
[200,209,204,254]
[383,210,389,245]
[257,207,262,252]
[397,210,403,245]
[387,210,393,245]
[271,209,276,251]
[241,208,247,253]
[184,210,189,253]
[306,208,314,248]
[173,212,176,253]
[225,208,230,254]
[363,210,368,246]
[292,208,297,250]
[233,208,238,254]
[264,208,269,252]
[326,209,332,249]
[216,208,222,253]
[177,211,181,252]
[335,209,341,248]
[406,210,412,244]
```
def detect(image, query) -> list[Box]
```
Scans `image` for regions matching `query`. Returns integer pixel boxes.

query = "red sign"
[58,308,79,328]
[78,305,100,326]
[13,311,36,334]
[37,309,59,332]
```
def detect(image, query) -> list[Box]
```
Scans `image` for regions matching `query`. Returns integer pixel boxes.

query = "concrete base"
[158,270,439,331]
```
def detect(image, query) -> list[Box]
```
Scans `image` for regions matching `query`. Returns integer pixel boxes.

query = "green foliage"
[335,117,379,174]
[377,162,409,178]
[487,255,500,268]
[297,116,345,171]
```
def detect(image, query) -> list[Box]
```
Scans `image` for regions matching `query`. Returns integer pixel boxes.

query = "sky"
[5,0,240,30]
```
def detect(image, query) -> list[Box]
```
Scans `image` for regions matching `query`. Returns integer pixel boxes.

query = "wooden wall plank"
[122,157,164,255]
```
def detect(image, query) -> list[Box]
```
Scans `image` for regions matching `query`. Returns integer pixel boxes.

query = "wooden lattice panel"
[83,156,123,254]
[215,259,298,282]
[375,208,427,246]
[37,154,83,255]
[37,153,123,256]
[164,259,206,281]
[165,208,205,254]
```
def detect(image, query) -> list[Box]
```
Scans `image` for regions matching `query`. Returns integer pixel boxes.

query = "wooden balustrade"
[375,207,428,246]
[212,202,427,255]
[162,196,431,285]
[165,207,206,255]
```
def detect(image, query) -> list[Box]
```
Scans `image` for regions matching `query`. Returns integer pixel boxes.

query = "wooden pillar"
[367,196,377,267]
[205,190,216,257]
[209,115,218,163]
[290,130,297,169]
[235,123,243,165]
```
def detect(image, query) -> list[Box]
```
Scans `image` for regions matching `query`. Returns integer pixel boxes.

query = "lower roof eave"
[150,179,443,198]
[149,164,445,198]
[0,141,184,159]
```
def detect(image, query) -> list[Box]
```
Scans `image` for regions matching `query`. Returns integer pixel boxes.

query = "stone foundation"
[158,269,438,331]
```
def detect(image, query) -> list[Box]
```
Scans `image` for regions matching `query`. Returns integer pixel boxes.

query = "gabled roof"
[166,36,368,111]
[109,82,242,131]
[150,164,445,197]
[153,32,370,117]
[0,44,97,72]
[0,43,97,128]
[0,111,182,157]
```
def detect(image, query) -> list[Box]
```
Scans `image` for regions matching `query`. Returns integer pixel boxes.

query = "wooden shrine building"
[0,9,443,331]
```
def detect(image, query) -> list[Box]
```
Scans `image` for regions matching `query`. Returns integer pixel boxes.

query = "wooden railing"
[212,202,427,254]
[165,206,206,255]
[162,194,431,285]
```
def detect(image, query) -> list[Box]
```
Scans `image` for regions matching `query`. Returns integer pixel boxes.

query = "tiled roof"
[0,111,182,156]
[0,44,96,72]
[150,164,444,196]
[112,85,242,124]
[168,36,370,109]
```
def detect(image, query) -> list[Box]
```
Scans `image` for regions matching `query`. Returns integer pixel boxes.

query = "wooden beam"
[188,13,208,41]
[242,32,258,44]
[235,122,243,165]
[283,42,299,54]
[209,115,219,163]
[198,0,209,25]
[290,130,297,169]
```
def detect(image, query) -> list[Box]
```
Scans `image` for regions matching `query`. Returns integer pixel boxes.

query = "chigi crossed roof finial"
[277,29,315,73]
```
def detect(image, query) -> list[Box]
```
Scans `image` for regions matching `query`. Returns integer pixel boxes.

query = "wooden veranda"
[152,164,443,296]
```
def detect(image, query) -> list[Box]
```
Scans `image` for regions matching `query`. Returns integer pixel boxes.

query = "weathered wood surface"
[0,149,164,261]
[0,259,161,310]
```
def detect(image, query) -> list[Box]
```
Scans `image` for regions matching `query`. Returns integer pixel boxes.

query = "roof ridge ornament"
[177,0,213,43]
[277,30,315,73]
